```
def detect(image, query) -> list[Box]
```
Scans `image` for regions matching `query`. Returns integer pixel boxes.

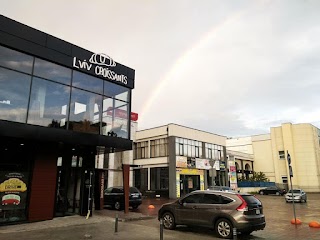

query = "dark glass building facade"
[0,15,134,224]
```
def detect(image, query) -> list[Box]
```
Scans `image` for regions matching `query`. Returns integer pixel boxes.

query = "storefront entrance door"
[180,175,200,197]
[55,155,82,217]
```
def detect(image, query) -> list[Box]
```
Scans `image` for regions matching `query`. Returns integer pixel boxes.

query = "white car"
[285,189,307,203]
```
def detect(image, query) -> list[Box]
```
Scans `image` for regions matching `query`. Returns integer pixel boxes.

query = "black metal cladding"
[0,15,135,88]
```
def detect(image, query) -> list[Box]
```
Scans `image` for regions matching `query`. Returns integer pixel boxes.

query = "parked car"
[285,189,307,203]
[258,186,286,196]
[104,186,142,210]
[158,190,265,239]
[207,186,236,192]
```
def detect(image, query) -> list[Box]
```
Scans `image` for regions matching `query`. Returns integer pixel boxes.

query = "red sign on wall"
[106,108,138,121]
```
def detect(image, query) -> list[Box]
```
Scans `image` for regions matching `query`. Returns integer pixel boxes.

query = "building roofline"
[137,123,227,138]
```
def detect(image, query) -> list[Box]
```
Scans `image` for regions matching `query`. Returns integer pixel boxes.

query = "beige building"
[227,123,320,192]
[133,124,227,199]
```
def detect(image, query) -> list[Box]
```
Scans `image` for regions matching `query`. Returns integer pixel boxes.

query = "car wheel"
[162,212,175,230]
[132,205,139,210]
[276,192,280,196]
[259,191,264,195]
[114,201,121,210]
[215,218,233,239]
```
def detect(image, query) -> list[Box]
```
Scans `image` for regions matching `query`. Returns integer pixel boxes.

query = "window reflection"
[27,77,70,128]
[102,98,128,138]
[34,58,71,85]
[69,88,102,134]
[0,45,33,74]
[0,67,31,123]
[72,71,103,94]
[104,81,129,102]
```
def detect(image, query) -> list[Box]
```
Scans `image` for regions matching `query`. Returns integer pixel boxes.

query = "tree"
[248,171,269,182]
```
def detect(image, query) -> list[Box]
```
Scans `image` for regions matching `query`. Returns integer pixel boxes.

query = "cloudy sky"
[2,0,320,137]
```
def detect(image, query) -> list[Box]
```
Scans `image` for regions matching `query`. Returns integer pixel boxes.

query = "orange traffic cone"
[309,221,320,228]
[291,218,302,225]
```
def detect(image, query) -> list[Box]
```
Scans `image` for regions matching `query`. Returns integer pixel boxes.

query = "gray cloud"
[2,0,320,137]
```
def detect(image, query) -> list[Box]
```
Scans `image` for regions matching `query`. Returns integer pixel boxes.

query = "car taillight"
[236,194,248,211]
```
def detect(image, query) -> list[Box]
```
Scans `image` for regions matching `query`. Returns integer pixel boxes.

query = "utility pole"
[287,151,297,224]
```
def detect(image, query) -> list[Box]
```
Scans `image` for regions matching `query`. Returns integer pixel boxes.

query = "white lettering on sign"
[72,53,128,85]
[0,100,10,105]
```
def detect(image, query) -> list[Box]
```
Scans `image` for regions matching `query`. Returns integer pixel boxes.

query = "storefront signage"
[73,53,128,85]
[0,172,28,210]
[228,160,238,189]
[195,159,211,170]
[176,156,187,168]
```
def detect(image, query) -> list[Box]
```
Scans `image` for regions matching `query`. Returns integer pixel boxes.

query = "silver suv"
[158,190,265,239]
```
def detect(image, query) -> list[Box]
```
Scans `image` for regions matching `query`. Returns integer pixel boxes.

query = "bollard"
[160,218,164,240]
[115,214,118,233]
[233,228,237,240]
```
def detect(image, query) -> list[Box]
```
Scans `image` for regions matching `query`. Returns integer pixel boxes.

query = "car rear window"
[241,195,261,204]
[288,190,301,194]
[130,187,140,193]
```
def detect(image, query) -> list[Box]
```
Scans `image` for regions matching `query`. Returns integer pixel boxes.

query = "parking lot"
[249,193,320,239]
[1,193,320,240]
[130,192,320,239]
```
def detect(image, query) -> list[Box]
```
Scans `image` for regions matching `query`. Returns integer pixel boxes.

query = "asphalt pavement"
[1,195,320,239]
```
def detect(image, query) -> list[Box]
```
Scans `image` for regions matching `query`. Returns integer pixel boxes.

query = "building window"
[0,67,31,123]
[150,138,168,158]
[175,137,202,158]
[72,71,103,94]
[0,45,33,74]
[205,143,224,160]
[279,151,285,159]
[69,87,102,134]
[150,167,169,191]
[178,143,184,156]
[195,146,200,158]
[282,176,288,184]
[0,44,132,138]
[134,168,148,193]
[27,77,70,128]
[34,58,71,85]
[133,141,148,159]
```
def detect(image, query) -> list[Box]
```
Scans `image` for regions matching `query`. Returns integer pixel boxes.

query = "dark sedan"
[104,186,142,210]
[258,186,286,196]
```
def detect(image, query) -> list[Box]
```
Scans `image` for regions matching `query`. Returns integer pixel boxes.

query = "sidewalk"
[0,197,172,234]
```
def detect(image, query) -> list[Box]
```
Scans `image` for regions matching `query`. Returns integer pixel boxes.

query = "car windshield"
[288,190,301,194]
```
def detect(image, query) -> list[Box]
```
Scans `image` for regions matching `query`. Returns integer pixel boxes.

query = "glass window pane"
[27,77,70,128]
[104,81,129,101]
[0,45,33,74]
[0,67,31,123]
[69,88,102,134]
[34,58,71,85]
[102,98,129,139]
[72,71,103,94]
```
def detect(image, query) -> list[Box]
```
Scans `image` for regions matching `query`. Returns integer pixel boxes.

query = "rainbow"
[139,1,268,123]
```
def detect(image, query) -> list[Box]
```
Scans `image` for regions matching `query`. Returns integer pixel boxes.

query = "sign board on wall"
[176,156,187,168]
[195,159,211,169]
[0,172,28,210]
[228,160,238,189]
[73,53,129,85]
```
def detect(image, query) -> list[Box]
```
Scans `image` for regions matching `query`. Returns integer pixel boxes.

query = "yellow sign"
[178,168,204,175]
[0,178,27,192]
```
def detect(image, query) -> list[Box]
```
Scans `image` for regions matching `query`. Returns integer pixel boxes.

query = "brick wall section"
[28,150,57,222]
